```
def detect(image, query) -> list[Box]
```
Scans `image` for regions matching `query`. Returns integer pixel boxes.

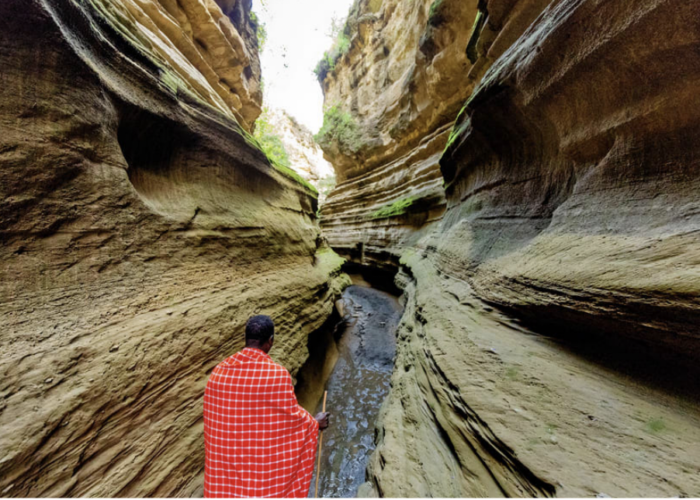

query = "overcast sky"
[251,0,355,132]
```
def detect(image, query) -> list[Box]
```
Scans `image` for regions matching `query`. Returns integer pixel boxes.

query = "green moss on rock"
[315,105,363,154]
[466,10,486,63]
[371,197,417,220]
[428,0,446,26]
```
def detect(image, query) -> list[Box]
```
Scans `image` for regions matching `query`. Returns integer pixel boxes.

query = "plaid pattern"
[204,347,319,498]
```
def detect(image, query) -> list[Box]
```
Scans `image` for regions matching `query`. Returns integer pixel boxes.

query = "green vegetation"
[428,0,445,25]
[254,108,317,194]
[254,108,290,168]
[505,367,519,380]
[314,52,335,80]
[159,70,180,94]
[250,11,267,53]
[371,197,417,220]
[271,162,318,194]
[314,33,351,81]
[313,6,358,82]
[370,193,437,220]
[466,10,485,63]
[444,101,470,153]
[314,105,362,153]
[645,418,667,434]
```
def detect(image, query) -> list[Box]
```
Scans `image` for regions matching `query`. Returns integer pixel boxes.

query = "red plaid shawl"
[204,347,319,498]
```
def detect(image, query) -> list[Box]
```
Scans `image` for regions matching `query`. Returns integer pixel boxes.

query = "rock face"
[318,0,484,272]
[264,108,335,199]
[0,0,347,496]
[319,0,700,497]
[439,0,700,359]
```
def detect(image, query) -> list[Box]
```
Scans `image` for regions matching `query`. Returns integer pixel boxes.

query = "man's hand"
[315,412,330,430]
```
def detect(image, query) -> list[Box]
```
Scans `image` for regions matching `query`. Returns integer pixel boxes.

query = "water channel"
[296,275,402,498]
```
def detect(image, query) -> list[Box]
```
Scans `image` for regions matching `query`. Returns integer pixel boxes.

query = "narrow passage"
[301,275,402,497]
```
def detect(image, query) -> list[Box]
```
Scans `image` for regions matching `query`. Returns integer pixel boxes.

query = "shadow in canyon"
[505,308,700,408]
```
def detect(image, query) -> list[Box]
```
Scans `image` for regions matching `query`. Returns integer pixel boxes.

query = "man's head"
[245,315,274,353]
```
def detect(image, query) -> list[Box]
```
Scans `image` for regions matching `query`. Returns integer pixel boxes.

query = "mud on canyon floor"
[296,276,402,498]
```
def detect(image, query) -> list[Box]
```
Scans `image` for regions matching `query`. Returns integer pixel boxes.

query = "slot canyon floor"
[299,276,403,498]
[303,264,700,498]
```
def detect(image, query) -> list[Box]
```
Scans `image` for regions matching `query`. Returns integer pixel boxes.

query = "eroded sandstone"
[0,0,347,496]
[319,0,700,496]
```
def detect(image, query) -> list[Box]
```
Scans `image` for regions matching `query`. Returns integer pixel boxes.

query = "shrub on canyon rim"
[255,108,291,169]
[314,12,354,82]
[314,34,351,81]
[315,105,362,154]
[249,10,267,53]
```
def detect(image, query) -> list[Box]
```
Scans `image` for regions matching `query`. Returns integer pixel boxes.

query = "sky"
[251,0,355,133]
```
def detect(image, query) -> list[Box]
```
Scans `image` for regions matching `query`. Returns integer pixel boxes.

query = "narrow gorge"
[317,0,700,497]
[1,0,699,498]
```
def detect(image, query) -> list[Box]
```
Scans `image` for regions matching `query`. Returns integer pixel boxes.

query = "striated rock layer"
[317,0,467,271]
[439,0,700,359]
[319,0,700,497]
[319,0,542,273]
[0,0,348,496]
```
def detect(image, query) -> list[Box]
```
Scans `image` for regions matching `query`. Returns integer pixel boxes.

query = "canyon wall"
[0,0,348,496]
[317,0,465,272]
[319,0,700,496]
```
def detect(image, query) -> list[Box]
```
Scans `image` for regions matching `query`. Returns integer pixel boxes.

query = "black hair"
[245,315,274,343]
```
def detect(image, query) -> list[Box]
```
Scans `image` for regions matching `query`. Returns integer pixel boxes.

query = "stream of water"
[306,277,402,498]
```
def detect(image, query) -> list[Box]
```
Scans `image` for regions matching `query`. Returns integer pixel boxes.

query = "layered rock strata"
[369,253,700,497]
[81,0,264,130]
[0,0,347,496]
[319,0,700,496]
[440,0,700,360]
[317,0,475,270]
[319,0,548,272]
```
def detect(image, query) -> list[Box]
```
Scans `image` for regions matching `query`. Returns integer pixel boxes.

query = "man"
[204,315,330,498]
